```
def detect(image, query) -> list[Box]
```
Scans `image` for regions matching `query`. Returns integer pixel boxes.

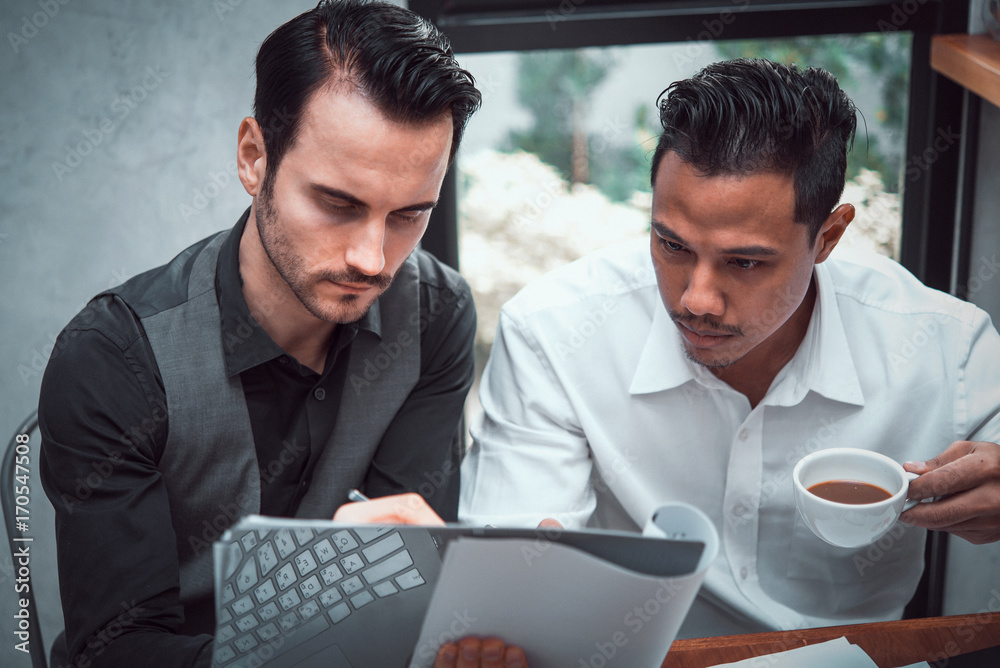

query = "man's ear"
[237,117,267,197]
[813,203,855,264]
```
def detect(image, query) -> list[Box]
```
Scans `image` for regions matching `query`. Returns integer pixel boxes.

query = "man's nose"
[679,264,725,317]
[344,217,386,276]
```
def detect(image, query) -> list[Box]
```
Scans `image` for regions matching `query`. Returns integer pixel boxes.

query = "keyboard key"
[395,568,425,590]
[340,553,364,574]
[278,589,301,611]
[293,527,315,546]
[341,576,364,596]
[332,530,359,553]
[274,564,296,590]
[362,549,413,585]
[274,530,296,559]
[314,539,337,564]
[236,558,259,594]
[298,599,321,619]
[320,563,343,586]
[328,602,351,624]
[294,550,318,576]
[253,580,276,604]
[234,634,259,653]
[257,542,278,576]
[218,607,233,624]
[224,542,242,580]
[319,588,343,607]
[235,614,259,633]
[274,529,295,559]
[373,581,398,598]
[258,602,280,621]
[256,622,279,642]
[298,575,322,599]
[217,624,237,643]
[221,584,236,606]
[355,526,393,543]
[232,595,254,616]
[350,591,375,609]
[214,645,236,663]
[362,532,404,563]
[278,612,298,631]
[240,532,258,552]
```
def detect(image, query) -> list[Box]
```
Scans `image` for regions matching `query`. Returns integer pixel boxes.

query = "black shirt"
[38,211,476,667]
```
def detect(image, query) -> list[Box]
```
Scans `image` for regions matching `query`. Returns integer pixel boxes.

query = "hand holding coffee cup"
[793,448,924,548]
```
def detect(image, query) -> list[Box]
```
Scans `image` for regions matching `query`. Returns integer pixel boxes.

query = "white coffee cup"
[792,447,919,548]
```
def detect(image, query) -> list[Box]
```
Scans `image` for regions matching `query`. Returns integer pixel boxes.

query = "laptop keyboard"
[213,525,427,665]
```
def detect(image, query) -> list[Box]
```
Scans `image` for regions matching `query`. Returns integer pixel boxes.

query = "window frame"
[415,0,969,293]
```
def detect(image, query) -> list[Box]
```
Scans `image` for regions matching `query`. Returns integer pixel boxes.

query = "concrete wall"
[0,2,318,665]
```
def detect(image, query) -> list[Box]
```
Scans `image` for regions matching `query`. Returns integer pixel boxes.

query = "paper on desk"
[707,636,932,668]
[409,503,718,668]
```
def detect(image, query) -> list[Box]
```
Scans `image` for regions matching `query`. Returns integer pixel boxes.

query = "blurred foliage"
[504,49,661,201]
[716,33,913,193]
[505,33,911,201]
[504,50,615,186]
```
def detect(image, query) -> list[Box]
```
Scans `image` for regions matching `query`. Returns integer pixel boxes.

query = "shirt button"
[313,388,326,401]
[278,357,288,365]
[737,428,749,441]
[740,566,748,579]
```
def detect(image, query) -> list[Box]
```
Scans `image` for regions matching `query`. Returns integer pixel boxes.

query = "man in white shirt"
[459,59,1000,636]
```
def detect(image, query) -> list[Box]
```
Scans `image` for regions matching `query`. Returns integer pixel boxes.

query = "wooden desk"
[662,612,1000,668]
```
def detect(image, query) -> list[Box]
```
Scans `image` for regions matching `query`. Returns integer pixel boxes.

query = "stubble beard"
[256,176,394,324]
[669,309,745,369]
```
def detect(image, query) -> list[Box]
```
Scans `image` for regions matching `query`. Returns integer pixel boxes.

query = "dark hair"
[253,0,481,182]
[650,58,857,240]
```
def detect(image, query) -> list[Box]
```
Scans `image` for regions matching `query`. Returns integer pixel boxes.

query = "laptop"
[210,516,705,667]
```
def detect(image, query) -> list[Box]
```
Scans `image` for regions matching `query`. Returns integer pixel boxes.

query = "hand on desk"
[901,440,1000,544]
[434,636,528,668]
[332,492,446,525]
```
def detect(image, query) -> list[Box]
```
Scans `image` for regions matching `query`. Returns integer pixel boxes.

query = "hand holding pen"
[332,488,446,525]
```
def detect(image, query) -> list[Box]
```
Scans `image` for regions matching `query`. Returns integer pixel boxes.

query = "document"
[706,636,931,668]
[411,502,719,668]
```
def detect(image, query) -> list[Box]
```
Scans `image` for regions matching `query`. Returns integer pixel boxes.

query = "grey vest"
[129,230,420,609]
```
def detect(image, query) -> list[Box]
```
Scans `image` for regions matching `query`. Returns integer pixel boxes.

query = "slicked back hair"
[253,0,481,188]
[650,59,857,241]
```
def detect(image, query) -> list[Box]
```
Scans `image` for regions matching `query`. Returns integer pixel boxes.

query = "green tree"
[505,49,614,184]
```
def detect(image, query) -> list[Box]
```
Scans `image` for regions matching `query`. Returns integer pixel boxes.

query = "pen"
[347,488,370,503]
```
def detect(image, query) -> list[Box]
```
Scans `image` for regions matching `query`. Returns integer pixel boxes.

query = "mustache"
[320,268,393,290]
[668,310,744,337]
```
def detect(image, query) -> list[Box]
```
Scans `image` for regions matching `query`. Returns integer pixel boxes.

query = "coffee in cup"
[792,448,919,548]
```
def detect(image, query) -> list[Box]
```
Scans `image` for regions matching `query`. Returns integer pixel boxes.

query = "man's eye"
[393,211,423,223]
[661,240,684,252]
[731,258,760,270]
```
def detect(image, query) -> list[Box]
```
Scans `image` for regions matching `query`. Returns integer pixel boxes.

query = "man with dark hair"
[39,2,520,666]
[460,59,1000,635]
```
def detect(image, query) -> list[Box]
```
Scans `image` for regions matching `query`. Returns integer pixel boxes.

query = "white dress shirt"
[460,237,1000,635]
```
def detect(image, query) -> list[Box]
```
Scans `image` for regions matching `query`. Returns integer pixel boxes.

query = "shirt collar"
[216,207,381,377]
[629,299,695,395]
[627,263,865,407]
[784,261,865,407]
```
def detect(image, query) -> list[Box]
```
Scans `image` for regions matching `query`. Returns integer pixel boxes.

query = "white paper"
[706,636,932,668]
[708,637,876,667]
[410,503,719,668]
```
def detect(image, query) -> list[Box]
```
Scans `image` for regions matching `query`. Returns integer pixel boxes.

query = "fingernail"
[462,646,479,661]
[483,646,501,660]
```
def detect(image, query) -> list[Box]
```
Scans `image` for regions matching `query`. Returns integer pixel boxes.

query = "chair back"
[2,411,63,668]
